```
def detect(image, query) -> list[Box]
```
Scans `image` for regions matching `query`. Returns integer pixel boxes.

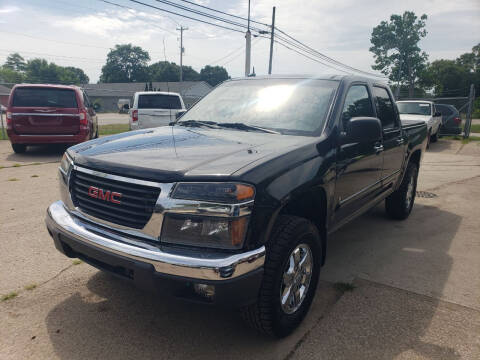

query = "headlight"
[161,214,249,250]
[59,152,73,175]
[172,182,255,203]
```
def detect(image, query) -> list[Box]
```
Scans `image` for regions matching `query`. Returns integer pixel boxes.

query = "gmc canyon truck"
[46,75,427,337]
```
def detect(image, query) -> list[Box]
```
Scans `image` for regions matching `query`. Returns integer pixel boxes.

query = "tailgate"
[138,109,176,128]
[12,108,80,135]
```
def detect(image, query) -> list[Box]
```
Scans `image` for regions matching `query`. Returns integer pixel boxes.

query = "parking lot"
[1,137,480,359]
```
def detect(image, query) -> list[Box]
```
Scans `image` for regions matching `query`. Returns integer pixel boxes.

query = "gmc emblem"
[88,186,122,204]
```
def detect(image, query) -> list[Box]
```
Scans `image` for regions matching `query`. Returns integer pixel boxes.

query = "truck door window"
[341,85,374,129]
[373,86,397,129]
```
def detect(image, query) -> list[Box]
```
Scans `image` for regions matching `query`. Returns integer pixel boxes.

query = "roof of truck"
[134,91,181,97]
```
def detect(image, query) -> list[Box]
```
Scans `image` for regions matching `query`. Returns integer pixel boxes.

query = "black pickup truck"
[46,75,427,337]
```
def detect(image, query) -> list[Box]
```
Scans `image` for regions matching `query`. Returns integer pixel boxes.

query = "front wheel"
[241,215,322,338]
[385,162,419,220]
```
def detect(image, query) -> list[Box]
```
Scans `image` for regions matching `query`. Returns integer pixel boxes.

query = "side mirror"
[342,117,382,143]
[123,103,130,110]
[176,110,187,120]
[434,111,441,117]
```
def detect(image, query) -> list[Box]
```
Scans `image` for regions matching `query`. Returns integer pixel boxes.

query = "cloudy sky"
[0,0,478,83]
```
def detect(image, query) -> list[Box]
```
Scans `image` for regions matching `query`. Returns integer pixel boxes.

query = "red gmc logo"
[88,186,122,204]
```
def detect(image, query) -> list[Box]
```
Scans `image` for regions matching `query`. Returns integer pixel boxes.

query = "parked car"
[396,100,441,146]
[46,75,427,337]
[435,103,462,135]
[6,84,98,153]
[126,91,186,130]
[1,104,6,113]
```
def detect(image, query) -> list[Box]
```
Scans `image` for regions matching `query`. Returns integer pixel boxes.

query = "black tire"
[431,130,438,143]
[94,125,99,139]
[241,215,322,338]
[12,143,27,154]
[385,162,419,220]
[426,130,431,149]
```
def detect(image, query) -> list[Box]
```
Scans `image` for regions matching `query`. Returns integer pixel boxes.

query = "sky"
[0,0,479,83]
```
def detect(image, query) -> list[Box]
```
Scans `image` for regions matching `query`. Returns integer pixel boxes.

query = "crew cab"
[46,75,427,337]
[126,91,186,130]
[6,84,98,153]
[397,100,442,146]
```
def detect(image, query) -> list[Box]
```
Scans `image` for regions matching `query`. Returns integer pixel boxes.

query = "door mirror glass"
[343,117,382,143]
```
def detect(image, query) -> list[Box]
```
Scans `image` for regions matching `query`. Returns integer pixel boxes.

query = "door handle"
[374,144,384,153]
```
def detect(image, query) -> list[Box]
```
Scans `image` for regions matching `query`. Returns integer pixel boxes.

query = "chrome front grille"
[70,169,161,229]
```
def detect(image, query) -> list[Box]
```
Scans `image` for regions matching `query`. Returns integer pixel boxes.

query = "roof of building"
[83,81,212,98]
[0,84,12,95]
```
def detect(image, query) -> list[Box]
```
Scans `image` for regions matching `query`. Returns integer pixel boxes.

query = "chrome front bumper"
[46,201,265,281]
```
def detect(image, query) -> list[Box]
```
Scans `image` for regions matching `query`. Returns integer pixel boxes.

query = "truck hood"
[399,114,431,122]
[69,126,307,181]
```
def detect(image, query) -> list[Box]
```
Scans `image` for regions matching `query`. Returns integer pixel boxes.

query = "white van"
[128,91,186,130]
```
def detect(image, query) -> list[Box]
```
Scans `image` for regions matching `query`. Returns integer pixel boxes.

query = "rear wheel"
[431,129,438,143]
[12,144,27,154]
[385,162,419,220]
[426,130,431,149]
[241,215,321,338]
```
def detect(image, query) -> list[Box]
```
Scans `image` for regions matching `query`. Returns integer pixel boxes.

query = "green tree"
[58,66,89,84]
[149,61,180,82]
[370,11,428,97]
[456,43,479,72]
[181,65,200,81]
[200,65,229,86]
[0,66,25,83]
[100,44,150,83]
[4,53,26,72]
[418,60,471,96]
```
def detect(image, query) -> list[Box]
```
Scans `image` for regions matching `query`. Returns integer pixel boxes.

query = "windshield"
[397,102,431,116]
[179,79,339,135]
[12,87,77,108]
[138,94,182,109]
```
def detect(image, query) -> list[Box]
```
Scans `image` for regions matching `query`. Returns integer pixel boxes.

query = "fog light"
[194,283,215,299]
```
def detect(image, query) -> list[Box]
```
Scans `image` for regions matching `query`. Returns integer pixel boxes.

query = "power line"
[126,0,245,33]
[274,27,385,78]
[178,0,269,27]
[150,0,268,33]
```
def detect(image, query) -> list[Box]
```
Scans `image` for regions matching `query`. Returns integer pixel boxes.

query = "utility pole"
[245,0,251,76]
[268,6,276,75]
[177,26,188,82]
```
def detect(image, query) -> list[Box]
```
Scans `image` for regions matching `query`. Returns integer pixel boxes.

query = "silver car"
[397,100,442,145]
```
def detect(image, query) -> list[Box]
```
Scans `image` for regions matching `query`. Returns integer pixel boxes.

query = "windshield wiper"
[175,120,219,128]
[216,122,280,134]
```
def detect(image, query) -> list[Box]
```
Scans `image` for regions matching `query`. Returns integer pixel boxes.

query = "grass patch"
[467,124,480,133]
[72,259,83,265]
[13,163,21,167]
[8,178,19,181]
[0,131,8,140]
[99,124,130,136]
[1,291,18,301]
[334,282,355,293]
[24,284,37,291]
[31,174,39,178]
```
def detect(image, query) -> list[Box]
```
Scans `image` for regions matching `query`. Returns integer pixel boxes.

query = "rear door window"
[12,87,78,108]
[373,87,397,129]
[341,85,374,129]
[436,105,452,116]
[138,94,182,109]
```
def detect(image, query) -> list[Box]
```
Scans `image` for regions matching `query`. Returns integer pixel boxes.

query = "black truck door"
[333,84,383,224]
[372,86,405,188]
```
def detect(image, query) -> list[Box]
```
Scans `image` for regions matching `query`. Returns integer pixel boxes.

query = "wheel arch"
[267,186,328,266]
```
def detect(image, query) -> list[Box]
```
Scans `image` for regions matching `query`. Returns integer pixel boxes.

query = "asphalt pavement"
[0,138,479,359]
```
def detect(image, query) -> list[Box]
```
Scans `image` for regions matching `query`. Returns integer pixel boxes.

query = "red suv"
[6,84,98,153]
